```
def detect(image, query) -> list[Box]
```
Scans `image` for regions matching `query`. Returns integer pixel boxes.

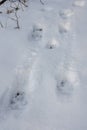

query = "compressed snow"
[59,9,74,19]
[31,23,44,41]
[59,21,71,33]
[73,0,85,7]
[46,38,60,49]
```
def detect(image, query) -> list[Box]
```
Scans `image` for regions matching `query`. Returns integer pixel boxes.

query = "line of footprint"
[31,0,86,48]
[10,0,86,107]
[33,0,85,97]
[26,0,86,98]
[8,0,86,108]
[56,0,86,96]
[0,0,86,112]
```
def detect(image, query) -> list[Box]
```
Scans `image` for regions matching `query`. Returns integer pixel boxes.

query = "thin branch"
[15,11,20,29]
[40,0,44,5]
[0,0,7,6]
[9,11,20,29]
[0,21,3,28]
[19,0,28,7]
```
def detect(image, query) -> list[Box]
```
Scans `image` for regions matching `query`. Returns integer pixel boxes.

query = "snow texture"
[0,0,87,130]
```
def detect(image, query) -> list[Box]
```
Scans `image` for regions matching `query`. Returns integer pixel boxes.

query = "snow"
[59,9,74,19]
[73,0,85,7]
[59,21,71,33]
[46,38,59,49]
[0,0,87,130]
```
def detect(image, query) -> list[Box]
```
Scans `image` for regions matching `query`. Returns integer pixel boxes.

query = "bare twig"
[40,0,44,5]
[15,11,20,29]
[9,11,20,29]
[19,0,28,7]
[0,0,7,6]
[10,4,20,11]
[0,21,3,28]
[0,0,28,29]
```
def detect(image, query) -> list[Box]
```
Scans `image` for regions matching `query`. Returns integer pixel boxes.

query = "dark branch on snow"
[40,0,44,5]
[0,0,7,6]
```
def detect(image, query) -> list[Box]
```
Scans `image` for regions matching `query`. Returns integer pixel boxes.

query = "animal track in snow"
[73,0,85,7]
[66,69,79,87]
[56,72,73,97]
[46,38,60,49]
[6,47,38,110]
[31,23,45,41]
[56,68,79,98]
[59,9,74,19]
[9,91,27,109]
[8,69,29,110]
[59,21,71,33]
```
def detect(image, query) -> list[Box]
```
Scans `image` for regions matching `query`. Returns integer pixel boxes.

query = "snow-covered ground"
[0,0,87,130]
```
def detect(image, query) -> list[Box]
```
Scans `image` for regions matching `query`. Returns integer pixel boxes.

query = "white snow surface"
[0,0,87,130]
